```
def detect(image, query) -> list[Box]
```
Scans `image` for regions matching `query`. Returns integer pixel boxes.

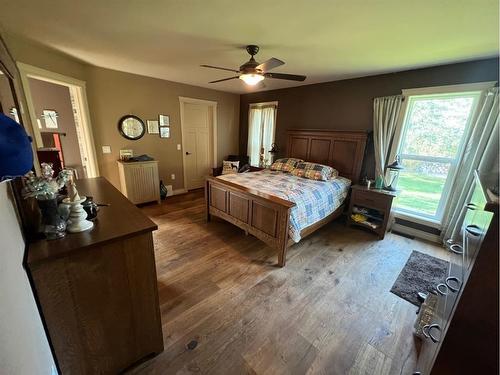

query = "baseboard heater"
[392,217,441,243]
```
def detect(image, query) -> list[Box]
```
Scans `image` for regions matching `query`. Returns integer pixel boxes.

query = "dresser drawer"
[463,210,493,271]
[468,178,488,211]
[352,190,388,211]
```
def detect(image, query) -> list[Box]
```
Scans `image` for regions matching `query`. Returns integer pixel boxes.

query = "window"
[393,90,482,222]
[247,102,277,167]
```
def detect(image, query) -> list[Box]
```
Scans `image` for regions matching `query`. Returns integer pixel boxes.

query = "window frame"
[389,82,495,225]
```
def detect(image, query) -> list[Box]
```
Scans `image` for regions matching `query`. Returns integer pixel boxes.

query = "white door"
[182,102,213,190]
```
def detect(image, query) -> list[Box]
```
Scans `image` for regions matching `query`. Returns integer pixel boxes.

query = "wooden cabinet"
[117,160,160,204]
[415,172,498,374]
[347,185,397,239]
[27,178,164,374]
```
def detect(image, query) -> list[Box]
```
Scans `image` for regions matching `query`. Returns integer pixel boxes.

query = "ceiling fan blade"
[201,64,239,73]
[264,72,306,81]
[256,58,285,72]
[209,76,239,83]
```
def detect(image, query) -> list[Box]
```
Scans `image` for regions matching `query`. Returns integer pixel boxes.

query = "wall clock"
[118,115,145,140]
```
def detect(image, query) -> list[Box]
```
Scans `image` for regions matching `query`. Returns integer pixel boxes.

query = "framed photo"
[159,114,170,126]
[43,109,58,129]
[119,149,133,161]
[159,126,170,138]
[147,120,159,134]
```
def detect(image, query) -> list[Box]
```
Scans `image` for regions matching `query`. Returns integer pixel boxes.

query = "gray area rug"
[390,250,449,306]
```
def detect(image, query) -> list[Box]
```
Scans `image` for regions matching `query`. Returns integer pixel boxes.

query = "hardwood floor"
[131,189,446,375]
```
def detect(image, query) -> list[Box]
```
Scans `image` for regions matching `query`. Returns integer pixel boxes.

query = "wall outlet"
[171,174,176,180]
[102,145,111,154]
[177,144,181,151]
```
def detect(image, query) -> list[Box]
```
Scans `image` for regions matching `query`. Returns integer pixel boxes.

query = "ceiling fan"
[201,45,306,86]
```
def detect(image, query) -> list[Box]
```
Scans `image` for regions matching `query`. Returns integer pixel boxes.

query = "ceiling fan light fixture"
[239,73,264,86]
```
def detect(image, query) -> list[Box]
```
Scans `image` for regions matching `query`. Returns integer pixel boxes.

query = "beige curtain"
[441,87,499,241]
[247,108,262,167]
[247,104,277,167]
[373,95,404,179]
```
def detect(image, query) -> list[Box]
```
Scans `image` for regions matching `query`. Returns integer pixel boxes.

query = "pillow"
[291,162,338,181]
[270,158,303,172]
[222,160,239,175]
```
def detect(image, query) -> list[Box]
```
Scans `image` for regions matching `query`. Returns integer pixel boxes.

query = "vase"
[37,197,67,240]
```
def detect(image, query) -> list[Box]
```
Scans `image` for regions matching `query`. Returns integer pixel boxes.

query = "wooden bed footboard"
[206,176,295,267]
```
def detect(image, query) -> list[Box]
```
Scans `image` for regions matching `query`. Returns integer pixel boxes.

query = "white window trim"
[401,81,496,97]
[389,81,496,227]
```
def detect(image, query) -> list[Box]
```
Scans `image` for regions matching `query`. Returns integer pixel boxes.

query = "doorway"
[18,63,99,178]
[179,97,217,190]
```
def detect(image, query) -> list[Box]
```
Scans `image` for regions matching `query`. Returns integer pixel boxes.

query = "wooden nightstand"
[347,185,397,239]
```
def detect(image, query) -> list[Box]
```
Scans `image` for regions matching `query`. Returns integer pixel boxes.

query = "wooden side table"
[347,185,397,239]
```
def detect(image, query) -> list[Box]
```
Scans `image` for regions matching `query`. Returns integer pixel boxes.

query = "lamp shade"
[386,155,404,170]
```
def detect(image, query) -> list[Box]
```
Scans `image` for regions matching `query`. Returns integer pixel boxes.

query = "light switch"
[171,174,176,180]
[177,144,181,151]
[102,145,111,154]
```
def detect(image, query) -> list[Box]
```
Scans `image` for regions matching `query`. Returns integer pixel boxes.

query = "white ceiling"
[1,0,498,94]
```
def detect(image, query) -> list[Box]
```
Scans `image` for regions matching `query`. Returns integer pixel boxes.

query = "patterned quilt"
[217,170,351,242]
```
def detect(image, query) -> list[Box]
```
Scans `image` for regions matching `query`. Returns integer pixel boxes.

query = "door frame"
[17,62,100,178]
[179,96,217,190]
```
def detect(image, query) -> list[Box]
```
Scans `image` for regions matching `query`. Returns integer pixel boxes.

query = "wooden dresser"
[26,177,163,374]
[414,172,499,374]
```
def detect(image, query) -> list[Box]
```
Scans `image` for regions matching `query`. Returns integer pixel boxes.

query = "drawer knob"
[465,225,481,237]
[427,324,441,343]
[466,203,477,210]
[436,283,449,296]
[445,239,463,254]
[445,276,461,292]
[448,243,463,255]
[422,324,430,338]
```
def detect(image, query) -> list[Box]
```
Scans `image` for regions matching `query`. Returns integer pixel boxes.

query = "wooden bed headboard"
[286,129,367,184]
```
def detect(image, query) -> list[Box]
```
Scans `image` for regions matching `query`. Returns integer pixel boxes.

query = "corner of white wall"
[0,180,56,375]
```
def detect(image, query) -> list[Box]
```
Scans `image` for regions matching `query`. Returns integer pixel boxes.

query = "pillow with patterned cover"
[270,158,303,172]
[222,160,239,175]
[291,162,338,181]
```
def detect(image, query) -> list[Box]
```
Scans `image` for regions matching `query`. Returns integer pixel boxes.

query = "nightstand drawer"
[352,190,388,211]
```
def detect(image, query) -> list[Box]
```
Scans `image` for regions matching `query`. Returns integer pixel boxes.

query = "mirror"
[0,70,21,124]
[118,115,145,140]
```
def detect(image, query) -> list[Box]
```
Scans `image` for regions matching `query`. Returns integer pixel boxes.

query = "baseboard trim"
[173,188,188,196]
[391,223,441,243]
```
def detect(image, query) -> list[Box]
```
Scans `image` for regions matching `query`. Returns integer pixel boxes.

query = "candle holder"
[63,196,94,233]
[62,171,94,233]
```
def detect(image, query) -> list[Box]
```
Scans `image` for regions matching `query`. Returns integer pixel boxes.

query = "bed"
[205,129,367,267]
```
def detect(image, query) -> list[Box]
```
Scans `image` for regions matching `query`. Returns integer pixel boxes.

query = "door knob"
[185,152,192,155]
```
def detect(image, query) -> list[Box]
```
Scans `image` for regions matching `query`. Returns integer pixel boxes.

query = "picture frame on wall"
[159,126,170,138]
[43,109,58,129]
[147,120,159,134]
[159,114,170,126]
